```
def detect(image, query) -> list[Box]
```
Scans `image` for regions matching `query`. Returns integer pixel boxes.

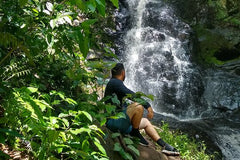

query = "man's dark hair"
[111,63,124,78]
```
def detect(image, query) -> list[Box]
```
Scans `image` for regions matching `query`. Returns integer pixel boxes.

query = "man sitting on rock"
[104,63,179,155]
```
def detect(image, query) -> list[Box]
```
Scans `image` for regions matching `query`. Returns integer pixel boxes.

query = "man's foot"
[130,128,149,146]
[162,143,180,156]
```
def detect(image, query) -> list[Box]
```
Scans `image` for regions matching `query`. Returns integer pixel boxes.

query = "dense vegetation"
[165,0,240,66]
[0,0,218,159]
[0,0,119,159]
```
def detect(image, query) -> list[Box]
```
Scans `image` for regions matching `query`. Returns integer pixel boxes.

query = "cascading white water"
[117,0,240,159]
[122,0,200,119]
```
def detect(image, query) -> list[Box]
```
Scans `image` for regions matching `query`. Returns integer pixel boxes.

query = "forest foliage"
[0,0,119,159]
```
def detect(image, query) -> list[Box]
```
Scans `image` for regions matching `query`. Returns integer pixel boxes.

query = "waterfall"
[116,0,240,159]
[121,0,203,119]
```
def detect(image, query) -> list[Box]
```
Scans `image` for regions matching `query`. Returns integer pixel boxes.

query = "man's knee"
[126,103,144,120]
[127,102,144,114]
[143,118,151,126]
[139,118,151,129]
[135,103,144,113]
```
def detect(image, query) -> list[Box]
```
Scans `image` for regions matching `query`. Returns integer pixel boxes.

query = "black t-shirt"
[104,78,150,109]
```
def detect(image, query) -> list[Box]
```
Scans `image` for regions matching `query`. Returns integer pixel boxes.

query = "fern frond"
[1,61,32,81]
[0,32,18,48]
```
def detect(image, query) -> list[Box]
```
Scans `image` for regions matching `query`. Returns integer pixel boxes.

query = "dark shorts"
[106,109,132,134]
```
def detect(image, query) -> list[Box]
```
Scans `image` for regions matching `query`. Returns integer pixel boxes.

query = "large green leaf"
[47,130,59,144]
[87,0,97,12]
[0,128,23,138]
[77,30,90,58]
[110,0,119,8]
[70,128,91,135]
[96,0,106,16]
[81,19,98,30]
[80,111,93,122]
[113,142,122,152]
[123,137,134,145]
[94,138,106,155]
[19,0,28,7]
[127,145,140,156]
[111,132,120,138]
[27,87,38,93]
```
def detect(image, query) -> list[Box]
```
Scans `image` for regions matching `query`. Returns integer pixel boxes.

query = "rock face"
[101,127,181,160]
[138,141,180,160]
[166,0,240,67]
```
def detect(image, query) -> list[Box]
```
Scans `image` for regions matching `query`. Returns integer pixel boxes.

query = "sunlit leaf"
[27,87,38,93]
[110,0,119,8]
[70,128,91,135]
[94,138,106,155]
[100,118,106,126]
[80,111,93,122]
[65,98,77,105]
[43,9,51,15]
[63,16,72,25]
[48,130,59,143]
[59,132,67,142]
[50,19,56,29]
[46,2,54,12]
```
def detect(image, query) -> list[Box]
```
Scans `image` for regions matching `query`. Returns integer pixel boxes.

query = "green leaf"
[70,128,91,135]
[58,113,69,118]
[123,152,134,160]
[0,150,11,159]
[111,132,120,138]
[123,138,134,145]
[0,128,22,138]
[0,133,5,143]
[115,112,126,119]
[111,95,120,105]
[61,118,69,128]
[57,148,63,154]
[113,142,122,152]
[106,105,116,114]
[94,138,106,155]
[52,100,61,105]
[127,145,140,156]
[19,0,28,7]
[96,0,106,16]
[27,87,38,93]
[87,0,96,12]
[65,98,77,105]
[47,130,59,144]
[80,111,93,122]
[110,0,119,8]
[50,19,56,29]
[100,118,107,126]
[81,19,98,29]
[59,132,67,142]
[57,92,65,100]
[74,0,87,12]
[77,30,89,58]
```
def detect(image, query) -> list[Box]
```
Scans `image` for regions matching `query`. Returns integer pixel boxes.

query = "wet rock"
[141,29,165,43]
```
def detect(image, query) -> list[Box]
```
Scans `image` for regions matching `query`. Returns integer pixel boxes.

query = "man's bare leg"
[139,118,180,154]
[139,118,160,141]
